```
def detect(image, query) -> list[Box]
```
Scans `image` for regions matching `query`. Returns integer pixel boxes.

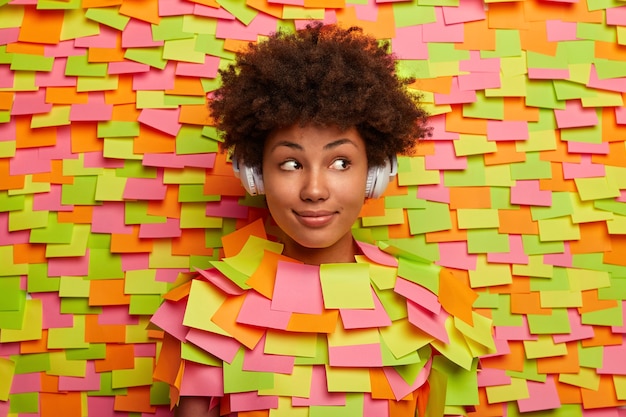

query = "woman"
[152,23,490,417]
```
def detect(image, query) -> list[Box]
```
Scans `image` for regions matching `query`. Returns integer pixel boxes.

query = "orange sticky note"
[484,142,526,166]
[89,280,132,306]
[536,341,579,374]
[286,309,338,333]
[172,229,215,257]
[58,206,94,224]
[18,9,64,45]
[166,77,206,97]
[221,218,267,258]
[41,392,82,417]
[581,376,626,409]
[114,386,157,413]
[0,92,14,110]
[13,243,46,264]
[211,294,265,350]
[94,344,135,372]
[16,116,57,148]
[449,187,491,209]
[119,0,160,24]
[153,333,183,387]
[438,267,477,326]
[134,126,176,154]
[497,207,539,235]
[179,104,213,126]
[111,226,154,254]
[569,222,611,255]
[85,315,126,344]
[71,122,102,153]
[0,160,25,191]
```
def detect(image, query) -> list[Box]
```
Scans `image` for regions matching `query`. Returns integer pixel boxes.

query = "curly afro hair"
[209,22,430,169]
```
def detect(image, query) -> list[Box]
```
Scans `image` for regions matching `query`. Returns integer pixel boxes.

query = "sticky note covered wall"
[1,0,626,415]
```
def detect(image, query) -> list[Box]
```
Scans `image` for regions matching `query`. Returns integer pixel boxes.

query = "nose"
[300,168,329,201]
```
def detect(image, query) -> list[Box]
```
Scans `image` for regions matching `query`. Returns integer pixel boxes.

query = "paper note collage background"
[2,0,626,415]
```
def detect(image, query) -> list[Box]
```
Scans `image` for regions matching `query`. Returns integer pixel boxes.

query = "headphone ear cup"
[232,159,265,196]
[365,155,398,199]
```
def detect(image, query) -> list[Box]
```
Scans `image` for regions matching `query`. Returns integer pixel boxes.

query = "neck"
[280,234,357,265]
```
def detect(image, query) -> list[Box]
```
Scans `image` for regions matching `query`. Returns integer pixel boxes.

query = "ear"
[232,159,265,196]
[365,155,398,199]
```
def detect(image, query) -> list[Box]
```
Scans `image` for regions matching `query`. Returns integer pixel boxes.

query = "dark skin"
[175,397,217,417]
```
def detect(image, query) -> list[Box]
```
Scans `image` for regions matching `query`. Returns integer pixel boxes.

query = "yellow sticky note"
[512,255,553,278]
[538,216,580,242]
[48,315,89,349]
[361,207,406,227]
[0,299,42,343]
[432,317,474,370]
[149,239,191,269]
[182,279,229,335]
[575,177,620,201]
[258,365,312,397]
[111,357,155,388]
[453,134,498,157]
[48,351,86,377]
[379,318,433,359]
[523,334,568,359]
[264,330,318,358]
[485,377,529,404]
[325,366,371,393]
[320,263,373,310]
[0,357,15,400]
[327,322,379,347]
[468,255,512,288]
[607,214,626,235]
[457,209,500,229]
[539,290,582,308]
[559,366,600,390]
[567,268,611,291]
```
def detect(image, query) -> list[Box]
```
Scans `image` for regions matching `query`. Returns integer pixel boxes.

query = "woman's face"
[262,124,369,264]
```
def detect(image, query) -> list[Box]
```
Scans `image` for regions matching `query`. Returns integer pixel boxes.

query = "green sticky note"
[553,79,597,100]
[27,263,59,293]
[521,234,564,255]
[393,1,436,27]
[111,357,155,388]
[136,91,177,109]
[530,192,573,220]
[570,194,614,223]
[582,303,623,326]
[517,130,557,152]
[454,134,498,156]
[361,207,405,227]
[163,94,205,106]
[12,352,50,374]
[561,124,602,144]
[0,140,16,157]
[539,290,582,308]
[125,201,167,225]
[180,202,223,229]
[469,256,512,287]
[575,177,621,201]
[103,138,142,160]
[125,46,167,69]
[46,224,90,258]
[407,202,452,234]
[48,315,89,349]
[223,349,273,393]
[116,160,157,179]
[178,185,220,202]
[463,93,504,121]
[129,294,164,315]
[195,34,236,60]
[433,355,479,406]
[538,216,580,242]
[0,290,25,330]
[60,297,101,314]
[490,294,524,326]
[482,29,522,58]
[95,170,127,201]
[164,38,206,65]
[0,277,22,311]
[320,263,373,309]
[396,256,439,293]
[149,240,191,269]
[66,343,106,360]
[525,79,564,110]
[374,287,408,322]
[428,42,470,63]
[124,270,167,294]
[510,152,552,180]
[152,16,194,41]
[385,187,426,209]
[513,255,553,278]
[29,212,74,244]
[467,229,510,253]
[379,317,432,360]
[65,54,107,77]
[527,51,567,69]
[10,53,54,72]
[598,277,626,300]
[85,6,130,31]
[397,156,440,186]
[0,247,28,277]
[88,371,128,396]
[527,308,571,334]
[77,74,119,92]
[31,105,71,128]
[0,299,42,343]
[98,121,140,138]
[578,344,603,369]
[0,192,23,213]
[181,14,218,35]
[87,248,123,279]
[444,156,487,187]
[177,125,220,154]
[216,0,257,25]
[61,176,99,205]
[530,267,570,292]
[181,342,221,366]
[380,336,423,366]
[310,393,364,417]
[383,236,439,264]
[7,204,49,233]
[9,392,39,413]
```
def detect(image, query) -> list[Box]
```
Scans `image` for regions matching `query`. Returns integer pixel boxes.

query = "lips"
[294,210,336,227]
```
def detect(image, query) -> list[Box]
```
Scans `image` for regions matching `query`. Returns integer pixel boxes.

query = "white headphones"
[232,155,397,199]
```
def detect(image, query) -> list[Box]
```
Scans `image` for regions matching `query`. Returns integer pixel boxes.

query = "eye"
[330,158,351,170]
[280,160,301,171]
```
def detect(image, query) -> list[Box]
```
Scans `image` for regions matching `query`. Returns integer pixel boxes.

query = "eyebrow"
[270,138,358,152]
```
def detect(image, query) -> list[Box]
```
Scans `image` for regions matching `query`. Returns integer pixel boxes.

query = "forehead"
[265,124,365,152]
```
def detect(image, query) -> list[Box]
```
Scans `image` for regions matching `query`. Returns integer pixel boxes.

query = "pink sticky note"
[392,25,428,60]
[517,376,561,413]
[108,61,150,75]
[91,202,133,234]
[142,152,217,169]
[353,0,378,21]
[422,8,464,43]
[47,249,90,276]
[562,155,605,179]
[193,4,236,19]
[237,290,291,330]
[510,180,552,206]
[0,65,13,88]
[10,148,50,175]
[134,343,156,357]
[99,305,139,325]
[543,242,573,267]
[494,316,537,341]
[0,213,30,245]
[339,289,392,330]
[11,90,52,115]
[292,365,345,406]
[477,368,511,387]
[607,5,626,25]
[0,27,19,44]
[434,77,477,105]
[186,328,241,363]
[195,268,245,296]
[442,0,486,24]
[567,141,609,154]
[138,108,182,136]
[10,373,42,394]
[394,277,440,314]
[229,391,279,413]
[216,12,278,41]
[242,334,295,374]
[75,25,118,48]
[87,397,126,417]
[436,241,478,271]
[44,40,86,58]
[554,100,599,128]
[363,394,389,417]
[355,241,398,267]
[30,292,73,329]
[139,218,182,238]
[150,299,190,341]
[528,68,570,80]
[460,51,500,73]
[487,120,529,141]
[35,58,76,88]
[597,341,626,375]
[487,235,529,265]
[121,19,164,48]
[416,173,450,203]
[425,141,467,170]
[69,93,113,122]
[428,115,460,141]
[206,197,249,220]
[58,361,100,391]
[553,308,595,343]
[458,72,501,91]
[84,151,124,168]
[176,55,221,78]
[383,358,431,400]
[328,343,383,367]
[121,253,150,271]
[123,173,168,200]
[133,62,176,91]
[546,20,578,41]
[407,300,449,343]
[271,262,323,315]
[588,65,626,93]
[180,361,224,397]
